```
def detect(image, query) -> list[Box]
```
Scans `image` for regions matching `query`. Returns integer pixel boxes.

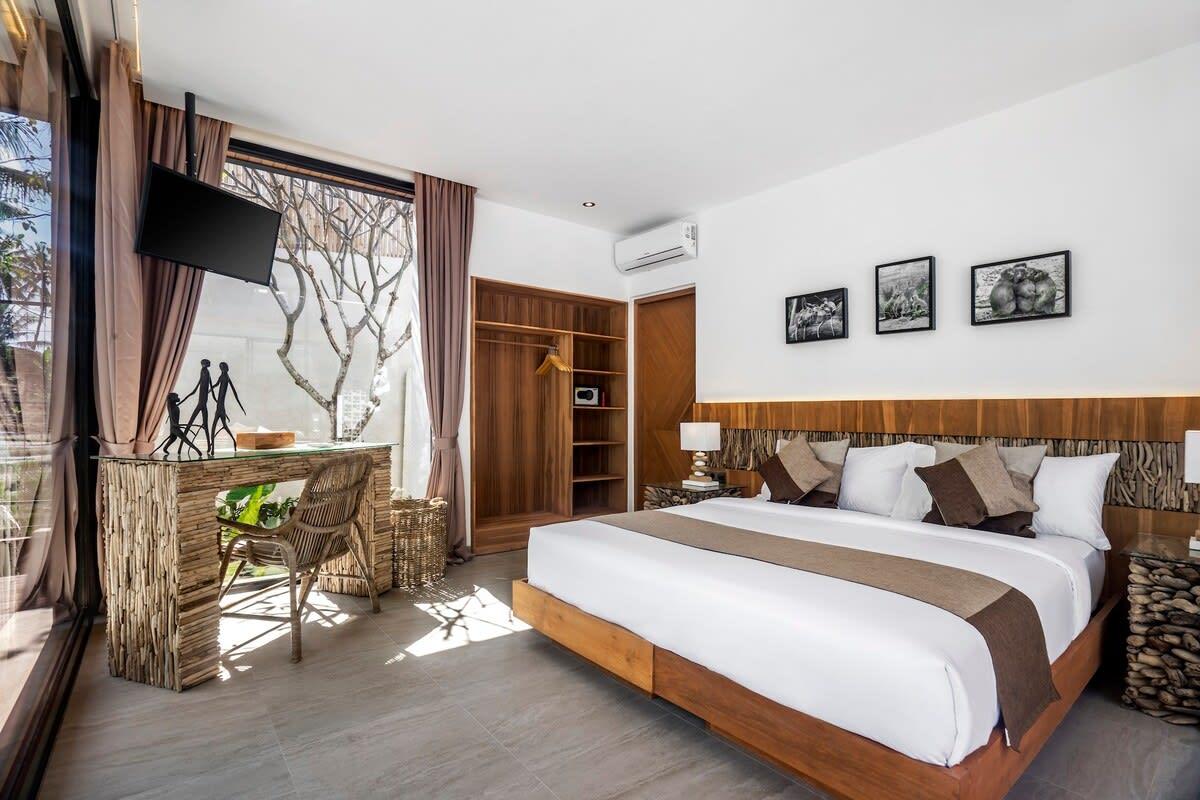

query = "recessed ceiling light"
[582,201,596,207]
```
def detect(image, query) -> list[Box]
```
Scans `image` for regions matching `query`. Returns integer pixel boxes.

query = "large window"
[0,102,61,741]
[177,153,430,495]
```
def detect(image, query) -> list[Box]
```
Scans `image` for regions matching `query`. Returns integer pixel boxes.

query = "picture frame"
[875,256,935,335]
[971,250,1070,326]
[785,288,848,343]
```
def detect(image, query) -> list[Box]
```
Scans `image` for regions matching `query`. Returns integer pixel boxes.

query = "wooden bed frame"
[514,578,1119,800]
[507,395,1200,800]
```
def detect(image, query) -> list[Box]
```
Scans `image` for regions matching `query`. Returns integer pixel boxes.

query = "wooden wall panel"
[695,397,1200,442]
[635,289,696,505]
[473,337,553,519]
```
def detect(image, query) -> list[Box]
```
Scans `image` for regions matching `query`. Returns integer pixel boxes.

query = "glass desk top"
[644,481,736,492]
[1122,533,1200,567]
[93,441,396,464]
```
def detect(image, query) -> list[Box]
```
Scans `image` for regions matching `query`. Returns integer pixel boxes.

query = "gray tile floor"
[43,551,1199,799]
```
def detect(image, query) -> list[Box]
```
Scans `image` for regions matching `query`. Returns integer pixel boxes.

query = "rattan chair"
[216,453,379,662]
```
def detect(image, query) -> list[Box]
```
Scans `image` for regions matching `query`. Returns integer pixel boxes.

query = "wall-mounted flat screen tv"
[134,162,282,286]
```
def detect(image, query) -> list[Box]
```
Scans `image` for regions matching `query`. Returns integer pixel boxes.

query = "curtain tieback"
[434,436,458,451]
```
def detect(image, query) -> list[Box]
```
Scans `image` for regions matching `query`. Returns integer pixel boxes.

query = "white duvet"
[526,498,1103,767]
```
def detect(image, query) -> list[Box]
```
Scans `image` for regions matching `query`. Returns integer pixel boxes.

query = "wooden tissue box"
[235,431,297,450]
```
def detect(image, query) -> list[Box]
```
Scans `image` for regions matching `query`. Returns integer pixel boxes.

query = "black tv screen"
[135,163,282,285]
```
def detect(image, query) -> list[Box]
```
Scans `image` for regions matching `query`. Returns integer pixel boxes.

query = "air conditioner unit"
[614,220,698,273]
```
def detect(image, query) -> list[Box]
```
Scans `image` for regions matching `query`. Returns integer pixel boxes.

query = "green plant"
[217,483,298,579]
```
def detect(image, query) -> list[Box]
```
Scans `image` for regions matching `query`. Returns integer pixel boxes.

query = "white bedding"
[526,498,1103,767]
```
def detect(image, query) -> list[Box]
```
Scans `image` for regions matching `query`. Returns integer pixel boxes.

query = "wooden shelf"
[475,510,571,532]
[474,318,624,341]
[473,319,559,337]
[574,368,626,376]
[572,473,625,483]
[573,406,625,411]
[473,510,572,554]
[573,330,625,342]
[572,504,623,520]
[573,440,624,446]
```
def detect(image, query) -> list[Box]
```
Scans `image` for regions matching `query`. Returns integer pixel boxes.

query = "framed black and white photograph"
[971,250,1070,326]
[785,288,847,343]
[876,256,934,334]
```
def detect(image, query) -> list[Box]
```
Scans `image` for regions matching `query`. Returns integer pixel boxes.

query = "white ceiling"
[76,1,1200,233]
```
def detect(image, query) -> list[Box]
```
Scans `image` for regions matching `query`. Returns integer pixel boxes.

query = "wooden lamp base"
[682,450,718,489]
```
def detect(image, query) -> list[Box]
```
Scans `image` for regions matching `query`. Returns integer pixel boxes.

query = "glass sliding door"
[0,18,84,791]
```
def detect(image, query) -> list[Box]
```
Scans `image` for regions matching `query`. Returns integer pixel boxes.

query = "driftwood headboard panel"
[693,397,1200,599]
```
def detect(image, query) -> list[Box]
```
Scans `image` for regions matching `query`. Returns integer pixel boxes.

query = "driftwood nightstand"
[642,481,744,510]
[1122,533,1200,726]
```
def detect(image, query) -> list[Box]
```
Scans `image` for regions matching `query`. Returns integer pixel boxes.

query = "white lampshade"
[1186,430,1200,484]
[680,422,720,452]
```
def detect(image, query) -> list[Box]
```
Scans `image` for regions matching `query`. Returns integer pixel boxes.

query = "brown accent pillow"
[915,442,1038,529]
[796,438,850,509]
[759,437,832,504]
[925,442,1046,536]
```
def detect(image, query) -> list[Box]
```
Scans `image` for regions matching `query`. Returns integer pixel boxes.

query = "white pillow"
[1031,453,1120,550]
[839,443,928,517]
[889,444,937,521]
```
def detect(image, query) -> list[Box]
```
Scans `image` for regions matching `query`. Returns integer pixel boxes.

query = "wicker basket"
[390,496,448,589]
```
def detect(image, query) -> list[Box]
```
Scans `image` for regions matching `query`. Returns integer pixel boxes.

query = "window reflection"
[0,101,60,730]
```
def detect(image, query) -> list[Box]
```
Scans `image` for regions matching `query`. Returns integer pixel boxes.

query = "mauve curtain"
[415,173,475,561]
[95,41,231,457]
[93,42,229,590]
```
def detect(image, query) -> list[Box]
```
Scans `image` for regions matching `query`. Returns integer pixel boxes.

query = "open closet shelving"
[471,278,629,554]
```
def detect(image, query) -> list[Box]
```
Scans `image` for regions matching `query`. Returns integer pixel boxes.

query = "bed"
[527,498,1104,767]
[510,395,1199,799]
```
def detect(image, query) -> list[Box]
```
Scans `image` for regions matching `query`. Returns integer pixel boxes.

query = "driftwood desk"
[97,443,393,691]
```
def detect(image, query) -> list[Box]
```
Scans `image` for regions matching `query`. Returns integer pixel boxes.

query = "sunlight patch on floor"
[404,584,530,656]
[212,580,530,664]
[218,588,358,663]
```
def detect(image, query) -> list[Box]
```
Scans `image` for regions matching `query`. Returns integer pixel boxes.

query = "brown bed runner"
[596,510,1059,750]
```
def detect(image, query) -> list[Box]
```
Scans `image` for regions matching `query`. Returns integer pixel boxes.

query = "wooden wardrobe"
[471,278,629,554]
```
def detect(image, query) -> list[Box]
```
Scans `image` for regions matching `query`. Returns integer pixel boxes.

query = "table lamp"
[1187,430,1200,551]
[680,422,721,489]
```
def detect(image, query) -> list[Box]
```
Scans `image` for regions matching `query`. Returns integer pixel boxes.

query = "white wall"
[469,198,624,298]
[458,198,620,537]
[628,43,1200,401]
[463,44,1200,537]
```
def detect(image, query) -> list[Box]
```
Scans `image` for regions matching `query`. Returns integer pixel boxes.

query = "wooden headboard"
[693,397,1200,600]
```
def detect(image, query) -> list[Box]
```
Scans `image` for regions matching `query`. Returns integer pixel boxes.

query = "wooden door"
[635,288,696,508]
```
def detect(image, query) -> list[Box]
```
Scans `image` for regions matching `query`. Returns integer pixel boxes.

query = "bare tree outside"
[222,163,416,440]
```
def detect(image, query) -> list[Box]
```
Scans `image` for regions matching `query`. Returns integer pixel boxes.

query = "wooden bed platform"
[513,578,1120,800]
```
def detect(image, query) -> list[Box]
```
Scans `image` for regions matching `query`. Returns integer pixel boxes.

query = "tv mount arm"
[184,91,197,179]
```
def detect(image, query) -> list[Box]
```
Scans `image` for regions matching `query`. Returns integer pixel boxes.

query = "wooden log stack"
[642,484,743,510]
[1124,555,1200,725]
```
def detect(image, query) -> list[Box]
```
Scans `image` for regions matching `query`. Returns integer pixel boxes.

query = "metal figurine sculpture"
[210,361,245,452]
[153,392,203,458]
[180,358,215,455]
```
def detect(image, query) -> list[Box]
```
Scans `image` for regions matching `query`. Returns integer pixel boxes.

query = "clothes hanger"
[535,345,571,376]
